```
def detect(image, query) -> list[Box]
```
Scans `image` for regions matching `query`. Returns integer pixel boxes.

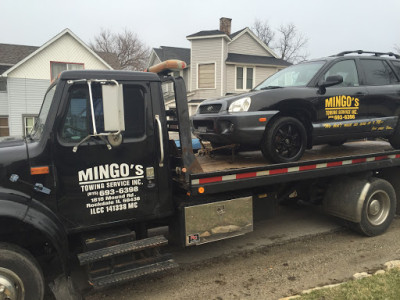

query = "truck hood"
[0,136,26,148]
[0,137,28,192]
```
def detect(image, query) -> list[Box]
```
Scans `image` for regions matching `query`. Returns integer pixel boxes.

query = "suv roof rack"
[334,50,400,59]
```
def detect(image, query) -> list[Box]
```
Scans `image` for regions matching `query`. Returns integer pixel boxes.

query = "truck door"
[53,80,172,229]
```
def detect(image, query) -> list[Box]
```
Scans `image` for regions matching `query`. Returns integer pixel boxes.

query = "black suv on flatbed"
[191,50,400,163]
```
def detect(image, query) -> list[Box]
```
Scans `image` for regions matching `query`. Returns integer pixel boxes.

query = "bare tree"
[252,19,275,47]
[252,20,309,63]
[395,44,400,54]
[275,23,309,63]
[90,29,150,71]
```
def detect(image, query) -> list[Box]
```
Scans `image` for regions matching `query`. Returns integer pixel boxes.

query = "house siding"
[229,32,270,57]
[226,65,279,95]
[255,66,278,85]
[8,33,109,80]
[189,38,223,100]
[0,92,8,115]
[8,78,49,136]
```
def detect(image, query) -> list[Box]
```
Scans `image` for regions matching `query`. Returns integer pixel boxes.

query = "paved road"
[84,204,400,299]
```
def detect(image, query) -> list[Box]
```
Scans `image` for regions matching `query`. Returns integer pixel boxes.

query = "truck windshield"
[254,60,326,90]
[30,84,56,139]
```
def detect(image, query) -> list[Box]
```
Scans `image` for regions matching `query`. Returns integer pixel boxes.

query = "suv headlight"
[228,97,251,113]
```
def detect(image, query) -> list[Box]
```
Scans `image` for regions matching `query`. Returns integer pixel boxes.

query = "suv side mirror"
[318,75,343,94]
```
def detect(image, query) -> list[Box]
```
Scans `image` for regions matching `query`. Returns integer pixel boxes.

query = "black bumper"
[191,111,279,146]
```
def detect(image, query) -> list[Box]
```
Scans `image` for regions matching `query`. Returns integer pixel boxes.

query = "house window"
[198,63,215,89]
[23,115,37,136]
[0,77,6,92]
[51,62,84,81]
[236,67,254,90]
[0,117,9,137]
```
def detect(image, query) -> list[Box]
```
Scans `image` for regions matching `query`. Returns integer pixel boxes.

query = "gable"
[229,31,273,57]
[7,33,111,80]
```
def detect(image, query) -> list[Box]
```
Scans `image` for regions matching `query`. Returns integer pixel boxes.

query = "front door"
[53,80,171,230]
[313,59,368,140]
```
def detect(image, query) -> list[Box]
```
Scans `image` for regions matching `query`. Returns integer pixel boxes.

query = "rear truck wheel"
[354,178,396,237]
[0,243,45,300]
[261,116,307,163]
[324,176,396,237]
[378,168,400,215]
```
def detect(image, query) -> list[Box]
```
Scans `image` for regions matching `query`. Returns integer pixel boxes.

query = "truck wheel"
[354,178,396,237]
[261,117,307,163]
[0,243,44,300]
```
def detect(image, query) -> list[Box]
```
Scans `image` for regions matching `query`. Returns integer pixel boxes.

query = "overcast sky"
[1,0,399,60]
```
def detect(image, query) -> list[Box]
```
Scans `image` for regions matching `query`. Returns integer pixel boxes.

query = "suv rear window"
[360,59,397,85]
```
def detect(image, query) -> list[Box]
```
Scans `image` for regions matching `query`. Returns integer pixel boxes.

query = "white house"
[0,29,118,137]
[147,18,291,115]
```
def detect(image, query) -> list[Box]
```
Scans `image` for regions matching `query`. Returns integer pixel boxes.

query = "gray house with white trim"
[147,18,290,115]
[0,29,117,137]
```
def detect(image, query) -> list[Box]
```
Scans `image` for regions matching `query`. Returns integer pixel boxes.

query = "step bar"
[78,235,168,265]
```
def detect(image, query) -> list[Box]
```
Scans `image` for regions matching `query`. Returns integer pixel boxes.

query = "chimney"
[220,17,232,36]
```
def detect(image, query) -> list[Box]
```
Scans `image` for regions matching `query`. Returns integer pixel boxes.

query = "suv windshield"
[254,60,326,90]
[30,84,56,139]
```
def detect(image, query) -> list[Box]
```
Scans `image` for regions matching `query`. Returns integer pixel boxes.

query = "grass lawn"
[298,269,400,300]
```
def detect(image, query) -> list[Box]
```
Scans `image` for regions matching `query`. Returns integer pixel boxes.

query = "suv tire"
[261,116,307,163]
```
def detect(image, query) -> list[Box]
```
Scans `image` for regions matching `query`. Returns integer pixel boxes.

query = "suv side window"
[389,61,400,80]
[324,60,359,87]
[359,59,397,85]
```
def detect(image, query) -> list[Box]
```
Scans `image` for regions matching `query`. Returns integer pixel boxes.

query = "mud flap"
[49,275,82,300]
[184,196,253,246]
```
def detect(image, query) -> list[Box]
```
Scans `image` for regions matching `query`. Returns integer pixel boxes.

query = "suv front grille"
[199,104,222,114]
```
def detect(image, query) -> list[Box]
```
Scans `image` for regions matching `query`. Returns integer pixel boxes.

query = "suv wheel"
[261,116,307,163]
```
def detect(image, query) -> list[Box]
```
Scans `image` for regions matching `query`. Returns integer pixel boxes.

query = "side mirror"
[102,84,125,132]
[318,75,343,94]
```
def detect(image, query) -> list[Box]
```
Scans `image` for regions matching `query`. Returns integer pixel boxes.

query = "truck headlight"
[228,97,251,113]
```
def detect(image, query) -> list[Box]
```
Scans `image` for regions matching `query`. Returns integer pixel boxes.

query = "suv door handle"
[155,115,164,167]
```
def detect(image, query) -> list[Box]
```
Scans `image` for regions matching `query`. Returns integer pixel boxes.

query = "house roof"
[0,29,119,75]
[153,46,191,65]
[187,30,226,39]
[0,43,39,65]
[229,28,246,39]
[226,53,291,67]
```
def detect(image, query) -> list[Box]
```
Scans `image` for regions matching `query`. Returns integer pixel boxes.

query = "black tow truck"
[1,60,400,299]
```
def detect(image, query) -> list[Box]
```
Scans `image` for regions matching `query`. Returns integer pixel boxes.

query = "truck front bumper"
[191,111,279,146]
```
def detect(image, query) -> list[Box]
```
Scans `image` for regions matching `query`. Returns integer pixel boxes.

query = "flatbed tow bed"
[189,140,400,195]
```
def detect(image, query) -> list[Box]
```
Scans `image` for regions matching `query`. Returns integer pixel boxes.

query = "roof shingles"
[154,46,190,65]
[0,42,120,74]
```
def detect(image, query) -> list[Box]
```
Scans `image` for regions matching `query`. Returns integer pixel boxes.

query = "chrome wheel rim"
[0,268,24,300]
[366,189,390,226]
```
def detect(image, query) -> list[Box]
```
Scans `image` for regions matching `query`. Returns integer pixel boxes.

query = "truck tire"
[0,243,45,300]
[261,116,307,163]
[378,168,400,215]
[353,178,396,237]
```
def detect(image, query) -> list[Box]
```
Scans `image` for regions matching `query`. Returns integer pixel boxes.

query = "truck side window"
[60,86,91,142]
[60,84,145,143]
[122,85,145,138]
[324,60,359,87]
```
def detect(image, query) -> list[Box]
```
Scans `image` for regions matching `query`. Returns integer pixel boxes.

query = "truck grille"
[199,104,221,114]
